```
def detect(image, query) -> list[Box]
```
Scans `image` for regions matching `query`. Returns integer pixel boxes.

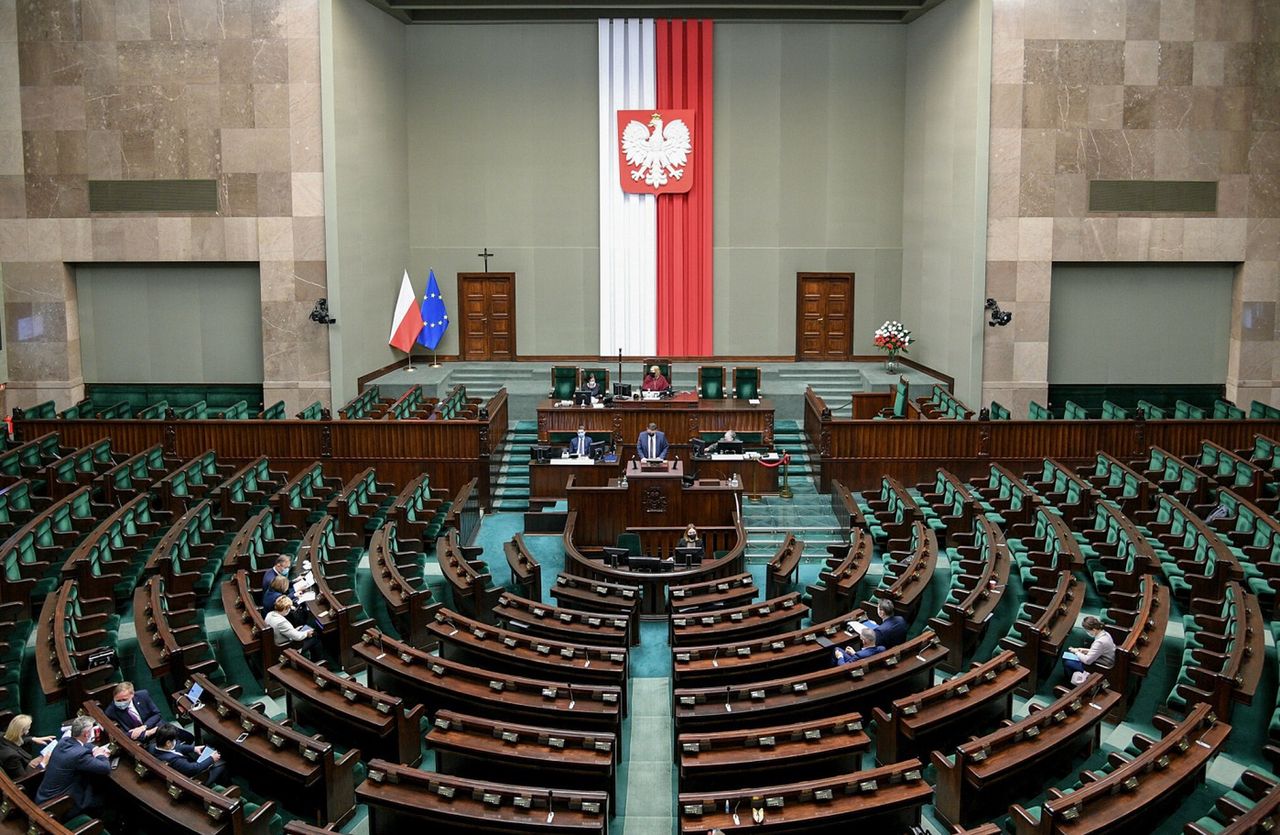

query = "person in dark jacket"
[102,682,193,744]
[33,717,110,818]
[846,599,908,649]
[833,631,885,665]
[0,714,54,778]
[151,725,227,786]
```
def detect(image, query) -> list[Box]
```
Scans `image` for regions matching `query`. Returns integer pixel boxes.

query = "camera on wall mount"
[310,298,336,325]
[985,298,1012,328]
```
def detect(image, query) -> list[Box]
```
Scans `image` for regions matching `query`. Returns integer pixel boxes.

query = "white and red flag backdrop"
[598,19,713,357]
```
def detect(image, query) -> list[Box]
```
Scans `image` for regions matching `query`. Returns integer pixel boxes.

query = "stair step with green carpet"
[492,420,539,511]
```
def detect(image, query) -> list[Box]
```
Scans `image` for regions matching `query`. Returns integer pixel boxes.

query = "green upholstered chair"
[1100,400,1128,420]
[1028,401,1052,420]
[698,366,726,399]
[551,366,579,400]
[580,367,610,392]
[1062,400,1088,420]
[642,360,672,387]
[989,401,1011,420]
[259,400,287,420]
[876,377,909,419]
[1213,398,1244,419]
[731,367,762,399]
[1135,400,1165,420]
[1174,399,1205,419]
[617,531,643,556]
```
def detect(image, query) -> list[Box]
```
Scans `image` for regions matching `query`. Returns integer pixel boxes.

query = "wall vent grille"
[1088,180,1217,213]
[88,179,219,213]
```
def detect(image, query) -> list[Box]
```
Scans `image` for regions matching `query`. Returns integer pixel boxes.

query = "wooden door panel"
[457,273,517,361]
[795,273,853,360]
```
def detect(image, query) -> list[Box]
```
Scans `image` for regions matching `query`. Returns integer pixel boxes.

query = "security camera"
[985,298,1012,328]
[309,298,336,325]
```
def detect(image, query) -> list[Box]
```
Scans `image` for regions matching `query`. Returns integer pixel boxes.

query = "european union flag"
[418,269,449,350]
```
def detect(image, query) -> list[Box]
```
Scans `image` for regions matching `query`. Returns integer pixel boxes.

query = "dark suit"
[34,737,110,817]
[262,567,287,595]
[153,744,227,786]
[567,434,592,456]
[636,430,669,460]
[0,736,36,779]
[103,690,193,744]
[874,616,908,649]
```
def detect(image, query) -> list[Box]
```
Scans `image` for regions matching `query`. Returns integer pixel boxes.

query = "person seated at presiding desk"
[584,374,600,400]
[568,424,593,457]
[266,595,325,660]
[833,630,884,665]
[681,524,702,549]
[1062,615,1115,682]
[34,717,111,821]
[636,423,669,460]
[151,725,227,786]
[641,365,670,392]
[845,599,908,649]
[0,714,54,779]
[103,681,194,744]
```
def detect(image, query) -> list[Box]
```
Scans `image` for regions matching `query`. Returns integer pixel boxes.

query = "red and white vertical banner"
[599,18,713,357]
[598,18,657,357]
[655,19,714,356]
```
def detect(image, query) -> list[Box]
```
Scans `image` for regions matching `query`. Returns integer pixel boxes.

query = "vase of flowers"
[873,320,912,374]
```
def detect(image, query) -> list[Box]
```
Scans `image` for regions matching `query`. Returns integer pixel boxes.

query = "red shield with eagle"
[617,109,694,195]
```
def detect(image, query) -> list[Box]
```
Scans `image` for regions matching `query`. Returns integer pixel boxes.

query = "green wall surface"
[900,0,990,404]
[76,264,263,384]
[1048,263,1235,384]
[714,23,907,356]
[325,0,410,406]
[405,23,601,359]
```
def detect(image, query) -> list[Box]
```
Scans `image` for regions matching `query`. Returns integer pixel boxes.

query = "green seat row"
[1252,401,1280,420]
[1197,440,1263,492]
[1062,400,1088,420]
[988,401,1011,420]
[341,385,382,419]
[259,400,288,420]
[104,444,169,501]
[136,400,170,419]
[1100,400,1129,420]
[1028,401,1052,420]
[919,385,973,420]
[0,431,64,479]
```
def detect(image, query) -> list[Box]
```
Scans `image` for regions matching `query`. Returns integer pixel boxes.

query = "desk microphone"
[546,790,555,823]
[732,799,742,825]
[567,685,576,710]
[724,685,732,713]
[711,646,720,668]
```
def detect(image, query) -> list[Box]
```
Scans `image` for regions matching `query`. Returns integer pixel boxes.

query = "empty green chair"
[259,401,287,420]
[989,401,1011,420]
[1028,401,1052,420]
[698,366,726,399]
[1100,400,1128,420]
[617,532,642,556]
[1063,400,1088,420]
[877,377,910,420]
[297,401,326,420]
[1135,400,1165,420]
[1174,400,1205,419]
[731,366,761,399]
[1213,398,1245,419]
[550,366,578,400]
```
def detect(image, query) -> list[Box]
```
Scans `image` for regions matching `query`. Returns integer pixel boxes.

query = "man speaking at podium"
[568,424,592,457]
[636,423,669,460]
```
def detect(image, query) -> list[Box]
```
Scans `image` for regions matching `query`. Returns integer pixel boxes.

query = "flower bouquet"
[873,320,912,372]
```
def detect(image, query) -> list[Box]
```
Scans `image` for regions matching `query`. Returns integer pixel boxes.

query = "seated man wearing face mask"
[103,681,194,745]
[567,424,593,457]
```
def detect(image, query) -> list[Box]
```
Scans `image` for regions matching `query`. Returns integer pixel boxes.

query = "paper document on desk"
[296,590,317,603]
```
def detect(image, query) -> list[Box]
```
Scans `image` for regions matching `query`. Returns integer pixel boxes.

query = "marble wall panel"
[0,0,330,413]
[983,0,1279,411]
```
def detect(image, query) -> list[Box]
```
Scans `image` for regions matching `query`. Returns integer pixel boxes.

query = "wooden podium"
[566,459,741,547]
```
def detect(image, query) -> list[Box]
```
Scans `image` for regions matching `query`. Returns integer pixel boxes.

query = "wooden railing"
[804,387,1280,492]
[13,388,509,508]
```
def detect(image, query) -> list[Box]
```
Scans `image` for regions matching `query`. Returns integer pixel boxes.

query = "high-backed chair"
[876,377,909,419]
[731,367,762,399]
[550,366,578,400]
[642,360,672,386]
[697,366,726,399]
[579,367,611,392]
[1028,401,1052,420]
[989,401,1011,420]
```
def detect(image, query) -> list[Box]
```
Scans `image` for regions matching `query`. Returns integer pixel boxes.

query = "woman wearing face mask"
[584,374,599,400]
[265,596,325,660]
[0,715,54,778]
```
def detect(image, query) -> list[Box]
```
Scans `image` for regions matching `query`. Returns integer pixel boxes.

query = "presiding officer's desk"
[535,394,775,449]
[531,450,782,502]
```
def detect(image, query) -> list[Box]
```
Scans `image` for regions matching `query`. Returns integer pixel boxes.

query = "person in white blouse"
[1062,615,1115,679]
[264,596,323,659]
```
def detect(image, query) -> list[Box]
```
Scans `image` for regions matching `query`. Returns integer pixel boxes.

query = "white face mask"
[578,430,585,437]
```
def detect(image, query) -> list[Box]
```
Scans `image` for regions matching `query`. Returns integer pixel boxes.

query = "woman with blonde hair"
[0,714,54,778]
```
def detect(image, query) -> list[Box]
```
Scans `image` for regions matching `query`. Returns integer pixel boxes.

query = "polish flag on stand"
[387,270,424,353]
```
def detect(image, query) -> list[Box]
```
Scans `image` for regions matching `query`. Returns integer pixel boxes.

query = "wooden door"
[795,273,853,360]
[457,272,517,360]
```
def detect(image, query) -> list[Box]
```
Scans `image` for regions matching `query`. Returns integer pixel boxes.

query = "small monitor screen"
[186,682,204,704]
[573,390,592,406]
[600,546,628,567]
[530,445,552,462]
[590,440,610,459]
[717,441,744,455]
[612,383,632,398]
[690,438,707,457]
[674,545,703,567]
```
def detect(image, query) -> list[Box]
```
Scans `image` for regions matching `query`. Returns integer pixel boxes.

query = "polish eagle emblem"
[617,109,694,195]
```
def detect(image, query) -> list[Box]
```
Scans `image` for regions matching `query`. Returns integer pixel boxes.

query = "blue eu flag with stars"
[418,269,449,350]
